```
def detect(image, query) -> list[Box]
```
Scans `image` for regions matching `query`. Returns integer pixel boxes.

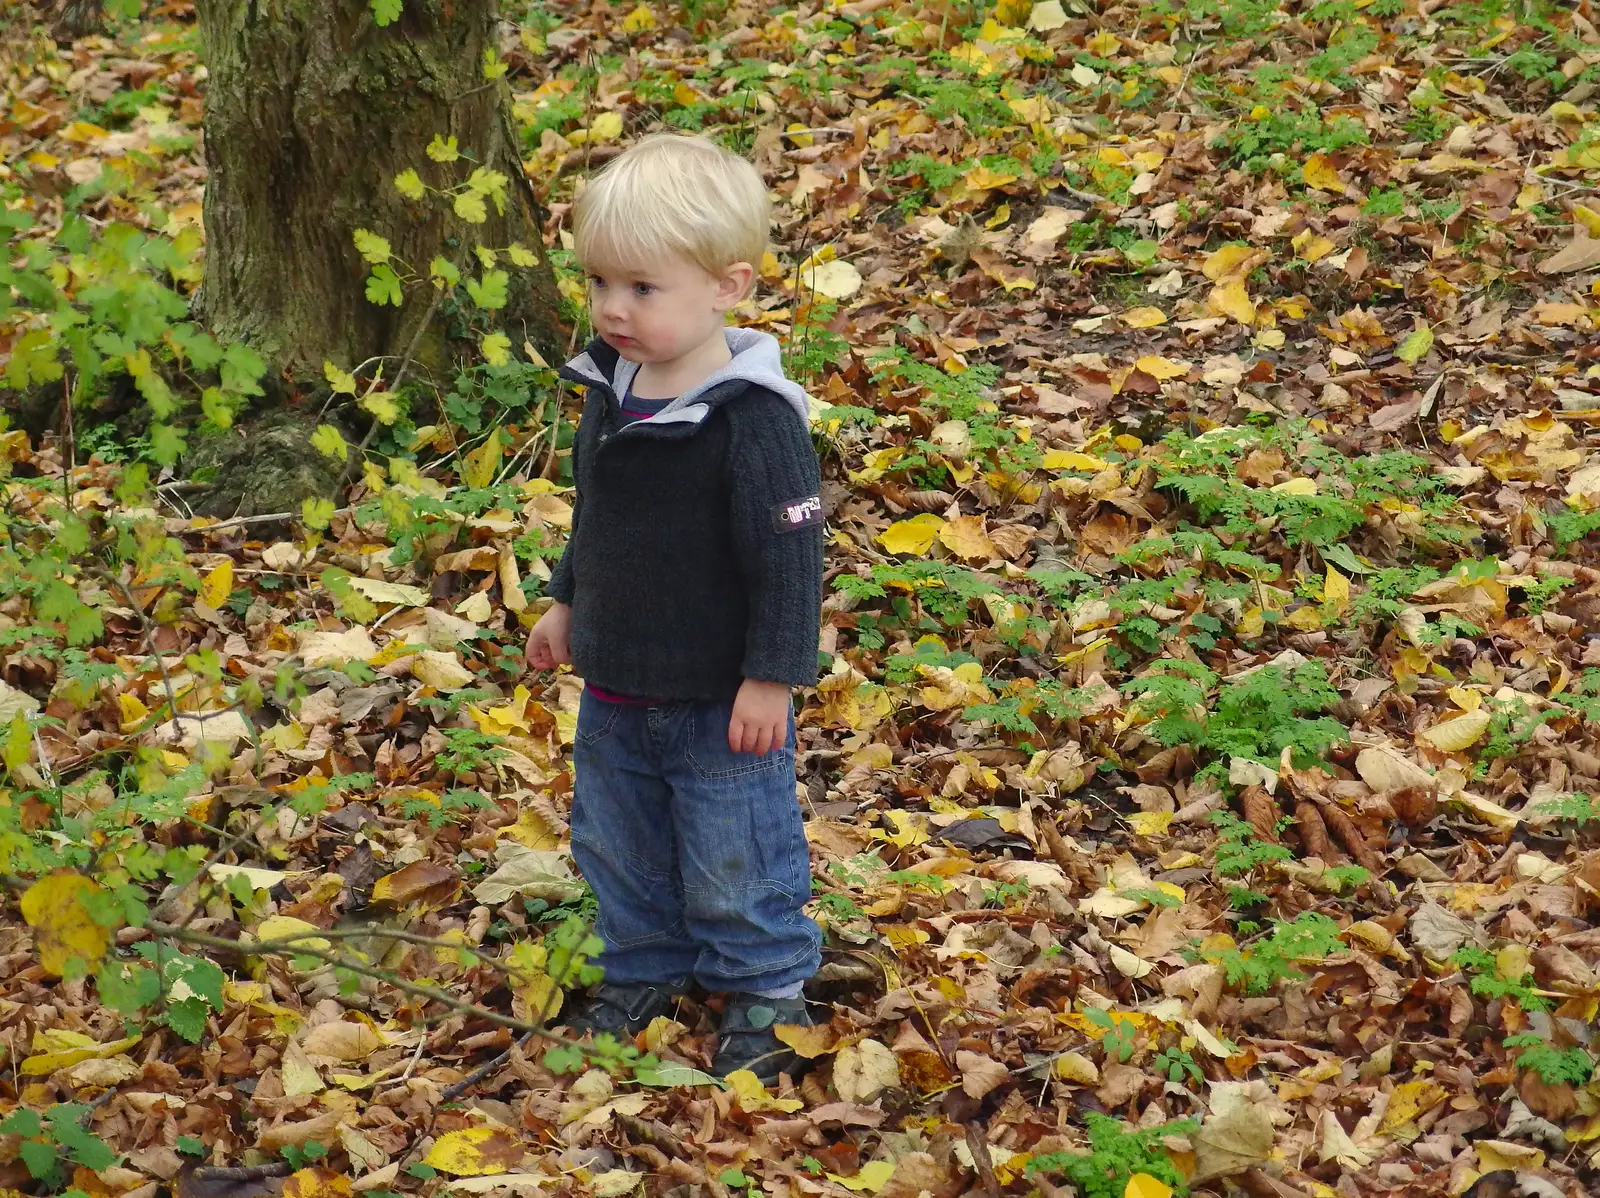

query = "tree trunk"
[194,0,563,387]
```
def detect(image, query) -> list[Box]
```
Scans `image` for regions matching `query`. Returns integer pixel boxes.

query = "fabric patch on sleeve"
[773,495,824,533]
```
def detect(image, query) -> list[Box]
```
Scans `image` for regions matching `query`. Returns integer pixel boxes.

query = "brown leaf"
[1318,801,1384,874]
[370,861,462,908]
[1294,800,1335,861]
[1389,786,1438,828]
[1240,785,1281,844]
[954,1050,1009,1100]
[1539,235,1600,274]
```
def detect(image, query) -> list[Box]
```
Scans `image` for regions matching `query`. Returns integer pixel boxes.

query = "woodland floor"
[5,1,1600,1197]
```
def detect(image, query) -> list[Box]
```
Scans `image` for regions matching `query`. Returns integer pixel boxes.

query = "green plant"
[1207,911,1344,995]
[1026,1114,1197,1198]
[1211,811,1294,878]
[0,1105,118,1187]
[1084,1006,1137,1062]
[1153,1045,1204,1085]
[1534,793,1600,827]
[1452,946,1554,1013]
[1503,1034,1595,1086]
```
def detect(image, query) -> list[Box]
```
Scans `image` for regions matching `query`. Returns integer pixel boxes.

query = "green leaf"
[302,497,337,530]
[4,329,63,389]
[95,960,159,1014]
[360,391,400,424]
[394,168,425,200]
[430,256,461,287]
[426,134,460,163]
[176,1137,206,1157]
[165,996,210,1043]
[221,342,267,397]
[149,423,187,469]
[466,167,509,213]
[19,1139,57,1180]
[465,270,508,310]
[0,1109,42,1137]
[352,228,392,264]
[453,190,488,224]
[1396,325,1434,364]
[507,242,538,267]
[200,386,236,430]
[483,48,508,80]
[480,332,512,366]
[324,360,358,394]
[371,0,402,23]
[365,264,404,307]
[311,424,349,461]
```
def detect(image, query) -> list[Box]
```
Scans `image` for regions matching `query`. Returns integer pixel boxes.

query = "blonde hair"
[572,133,770,278]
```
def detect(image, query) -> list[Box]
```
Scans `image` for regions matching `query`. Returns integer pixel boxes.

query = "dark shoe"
[564,980,690,1038]
[712,993,815,1085]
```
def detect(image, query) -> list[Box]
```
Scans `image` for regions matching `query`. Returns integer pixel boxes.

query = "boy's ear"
[716,261,755,307]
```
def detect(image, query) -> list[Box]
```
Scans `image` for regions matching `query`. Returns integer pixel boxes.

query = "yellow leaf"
[1379,1080,1449,1132]
[725,1068,804,1112]
[1208,280,1257,326]
[423,1127,524,1176]
[1418,709,1491,752]
[939,514,996,561]
[1202,244,1260,283]
[1271,477,1318,495]
[1054,1051,1099,1083]
[830,1162,896,1194]
[619,4,656,31]
[20,1033,141,1077]
[1134,354,1189,380]
[200,560,234,609]
[475,686,534,736]
[1303,154,1343,193]
[502,806,560,851]
[1475,1140,1544,1173]
[1125,1174,1173,1198]
[1126,811,1172,837]
[1042,449,1110,471]
[1122,306,1168,328]
[281,1168,352,1198]
[253,915,332,953]
[1323,566,1350,612]
[118,691,150,733]
[462,437,502,490]
[1291,230,1336,262]
[873,810,930,848]
[21,873,114,977]
[589,111,624,141]
[774,1022,840,1058]
[1575,205,1600,239]
[965,164,1018,191]
[1026,0,1068,29]
[878,513,944,555]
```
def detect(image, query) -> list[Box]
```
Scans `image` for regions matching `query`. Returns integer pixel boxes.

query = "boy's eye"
[589,276,606,288]
[632,282,654,296]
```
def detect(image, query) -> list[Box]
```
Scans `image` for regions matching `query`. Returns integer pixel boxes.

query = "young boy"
[524,133,825,1084]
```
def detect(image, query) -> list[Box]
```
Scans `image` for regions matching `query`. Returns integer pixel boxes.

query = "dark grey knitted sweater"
[546,330,824,701]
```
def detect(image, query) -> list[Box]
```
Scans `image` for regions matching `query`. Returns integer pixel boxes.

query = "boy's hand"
[524,603,573,670]
[729,678,791,755]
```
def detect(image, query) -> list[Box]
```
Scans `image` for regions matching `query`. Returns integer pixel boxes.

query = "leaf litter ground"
[4,1,1600,1197]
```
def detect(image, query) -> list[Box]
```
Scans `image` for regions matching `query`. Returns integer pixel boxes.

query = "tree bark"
[194,0,563,388]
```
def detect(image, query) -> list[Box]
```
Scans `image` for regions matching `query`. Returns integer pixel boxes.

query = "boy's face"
[585,252,750,374]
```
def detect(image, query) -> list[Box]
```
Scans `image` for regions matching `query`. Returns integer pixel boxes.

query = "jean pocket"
[685,705,794,781]
[576,691,624,745]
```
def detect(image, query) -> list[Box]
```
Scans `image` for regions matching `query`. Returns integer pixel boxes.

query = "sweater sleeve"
[545,396,596,605]
[728,395,825,687]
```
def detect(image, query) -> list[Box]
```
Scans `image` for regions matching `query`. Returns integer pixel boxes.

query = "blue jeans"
[569,691,821,993]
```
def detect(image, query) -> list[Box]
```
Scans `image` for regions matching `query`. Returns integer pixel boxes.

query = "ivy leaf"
[466,167,508,214]
[200,386,236,429]
[483,48,507,80]
[371,0,402,25]
[311,424,349,461]
[427,134,460,163]
[365,264,404,307]
[221,342,266,397]
[5,329,63,388]
[394,167,425,200]
[465,270,508,310]
[480,332,512,366]
[352,228,392,264]
[506,242,538,267]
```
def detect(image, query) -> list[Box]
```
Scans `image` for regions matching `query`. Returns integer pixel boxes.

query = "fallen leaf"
[21,873,114,977]
[424,1128,524,1177]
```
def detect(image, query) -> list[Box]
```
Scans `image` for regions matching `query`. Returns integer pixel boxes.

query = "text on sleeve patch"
[773,495,824,533]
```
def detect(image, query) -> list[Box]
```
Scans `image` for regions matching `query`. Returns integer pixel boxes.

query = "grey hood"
[562,328,812,429]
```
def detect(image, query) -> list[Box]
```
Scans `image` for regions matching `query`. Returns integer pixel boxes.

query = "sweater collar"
[561,329,812,429]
